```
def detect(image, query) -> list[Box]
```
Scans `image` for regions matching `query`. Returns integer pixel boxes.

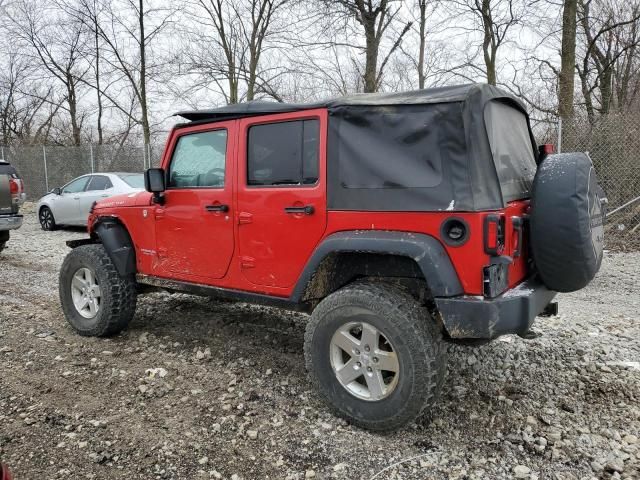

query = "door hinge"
[238,212,253,225]
[240,256,255,268]
[155,208,165,220]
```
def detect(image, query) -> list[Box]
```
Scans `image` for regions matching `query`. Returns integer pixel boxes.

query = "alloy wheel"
[330,321,400,401]
[71,267,101,319]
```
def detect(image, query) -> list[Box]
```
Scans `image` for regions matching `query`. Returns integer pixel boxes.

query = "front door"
[236,110,328,289]
[57,175,90,224]
[154,123,236,282]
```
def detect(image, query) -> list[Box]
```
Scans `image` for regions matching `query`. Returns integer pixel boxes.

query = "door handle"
[73,197,80,200]
[205,204,229,213]
[284,205,314,215]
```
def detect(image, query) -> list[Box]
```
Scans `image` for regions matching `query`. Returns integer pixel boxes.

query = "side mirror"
[144,168,166,204]
[53,187,62,196]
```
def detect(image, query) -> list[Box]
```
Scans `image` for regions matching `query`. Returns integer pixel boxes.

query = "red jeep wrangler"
[59,84,604,431]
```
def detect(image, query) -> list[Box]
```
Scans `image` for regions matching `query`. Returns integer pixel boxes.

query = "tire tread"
[304,281,447,431]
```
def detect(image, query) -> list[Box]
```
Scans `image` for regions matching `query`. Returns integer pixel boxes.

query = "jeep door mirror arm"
[145,168,166,205]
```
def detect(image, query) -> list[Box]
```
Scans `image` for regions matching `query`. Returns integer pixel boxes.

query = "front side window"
[62,177,89,194]
[247,119,319,186]
[168,130,227,188]
[87,175,113,191]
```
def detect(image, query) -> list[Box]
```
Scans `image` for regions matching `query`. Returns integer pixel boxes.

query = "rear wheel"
[304,281,447,431]
[59,244,137,337]
[39,206,57,231]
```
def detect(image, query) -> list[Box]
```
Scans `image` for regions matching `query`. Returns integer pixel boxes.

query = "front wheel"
[0,231,8,253]
[59,244,137,337]
[304,281,447,431]
[39,206,57,231]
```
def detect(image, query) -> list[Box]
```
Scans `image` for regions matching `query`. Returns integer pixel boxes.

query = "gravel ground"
[0,205,639,480]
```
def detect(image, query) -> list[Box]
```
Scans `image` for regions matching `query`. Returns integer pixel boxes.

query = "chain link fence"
[0,144,162,200]
[551,114,640,252]
[2,115,639,251]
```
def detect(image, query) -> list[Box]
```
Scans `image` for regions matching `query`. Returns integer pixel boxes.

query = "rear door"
[236,110,327,289]
[153,122,236,282]
[77,175,114,222]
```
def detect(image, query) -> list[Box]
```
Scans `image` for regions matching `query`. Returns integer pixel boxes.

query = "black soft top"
[175,84,537,212]
[175,84,527,122]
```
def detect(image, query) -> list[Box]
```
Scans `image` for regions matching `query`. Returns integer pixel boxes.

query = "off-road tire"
[304,281,447,431]
[59,244,137,337]
[0,231,8,253]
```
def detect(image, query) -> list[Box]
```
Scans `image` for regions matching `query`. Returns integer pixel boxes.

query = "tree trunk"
[559,0,578,118]
[138,0,150,147]
[418,0,426,89]
[94,13,103,145]
[67,75,81,146]
[481,0,496,85]
[363,18,378,93]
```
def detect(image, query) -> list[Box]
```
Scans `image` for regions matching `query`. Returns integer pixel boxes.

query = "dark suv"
[59,84,605,431]
[0,160,25,252]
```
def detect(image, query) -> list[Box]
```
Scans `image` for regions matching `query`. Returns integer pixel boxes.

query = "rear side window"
[87,175,113,191]
[338,109,443,189]
[484,101,537,201]
[118,174,145,188]
[169,130,227,188]
[247,119,319,186]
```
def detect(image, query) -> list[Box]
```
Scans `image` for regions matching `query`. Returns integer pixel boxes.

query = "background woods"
[2,0,640,145]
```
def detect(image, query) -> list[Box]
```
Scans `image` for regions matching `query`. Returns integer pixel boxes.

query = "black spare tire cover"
[530,152,604,292]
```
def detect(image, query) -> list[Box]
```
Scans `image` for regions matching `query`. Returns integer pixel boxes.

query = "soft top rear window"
[484,101,536,202]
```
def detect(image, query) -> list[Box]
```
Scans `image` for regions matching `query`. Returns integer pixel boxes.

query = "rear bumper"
[435,276,557,339]
[0,214,23,231]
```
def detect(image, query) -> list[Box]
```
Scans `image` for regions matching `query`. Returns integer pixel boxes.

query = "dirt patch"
[0,209,639,479]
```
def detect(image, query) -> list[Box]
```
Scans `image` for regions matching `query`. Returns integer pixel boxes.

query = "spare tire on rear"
[530,152,604,292]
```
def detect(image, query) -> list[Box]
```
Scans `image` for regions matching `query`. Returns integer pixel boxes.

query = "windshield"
[118,174,145,188]
[484,101,537,202]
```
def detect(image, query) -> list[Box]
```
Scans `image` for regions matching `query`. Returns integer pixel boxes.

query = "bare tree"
[559,0,578,117]
[578,0,640,120]
[449,0,525,86]
[184,0,293,104]
[90,0,174,146]
[320,0,412,93]
[6,0,90,145]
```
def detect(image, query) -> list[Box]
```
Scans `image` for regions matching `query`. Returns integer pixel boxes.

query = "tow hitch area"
[540,302,559,317]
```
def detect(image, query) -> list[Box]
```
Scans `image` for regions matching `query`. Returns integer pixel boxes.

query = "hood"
[94,190,152,209]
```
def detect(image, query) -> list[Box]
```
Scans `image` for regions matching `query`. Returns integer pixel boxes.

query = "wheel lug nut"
[355,362,361,368]
[354,349,360,355]
[366,367,372,372]
[372,357,378,363]
[364,345,370,352]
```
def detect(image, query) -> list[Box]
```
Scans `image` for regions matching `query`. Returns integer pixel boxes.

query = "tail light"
[538,144,555,162]
[483,214,505,255]
[0,462,12,480]
[9,177,23,205]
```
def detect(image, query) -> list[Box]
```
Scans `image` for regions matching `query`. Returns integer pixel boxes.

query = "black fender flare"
[92,218,136,277]
[290,230,463,302]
